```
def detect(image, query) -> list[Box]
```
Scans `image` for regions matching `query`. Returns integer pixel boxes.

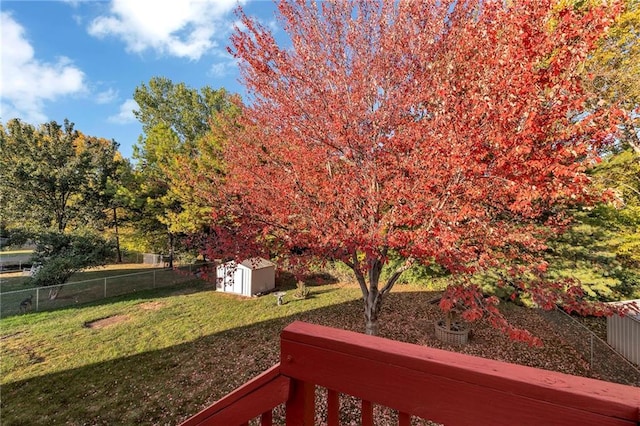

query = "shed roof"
[240,257,275,270]
[608,299,640,321]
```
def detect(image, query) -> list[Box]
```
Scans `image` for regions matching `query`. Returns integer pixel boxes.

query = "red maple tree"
[207,0,629,339]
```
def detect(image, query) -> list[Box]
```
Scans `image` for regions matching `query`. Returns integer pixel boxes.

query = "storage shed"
[607,299,640,366]
[216,258,276,297]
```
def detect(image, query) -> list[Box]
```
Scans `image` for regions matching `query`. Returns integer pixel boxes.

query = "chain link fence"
[0,263,216,318]
[539,307,640,386]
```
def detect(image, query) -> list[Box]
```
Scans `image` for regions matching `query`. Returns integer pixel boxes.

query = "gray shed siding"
[249,266,276,295]
[607,300,640,366]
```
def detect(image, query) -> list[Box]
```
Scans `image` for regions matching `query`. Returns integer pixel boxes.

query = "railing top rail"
[279,321,640,425]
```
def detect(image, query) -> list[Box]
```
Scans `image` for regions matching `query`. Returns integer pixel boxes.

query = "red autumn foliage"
[203,0,633,340]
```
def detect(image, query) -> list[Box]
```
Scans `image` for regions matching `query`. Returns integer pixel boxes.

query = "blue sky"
[0,0,279,159]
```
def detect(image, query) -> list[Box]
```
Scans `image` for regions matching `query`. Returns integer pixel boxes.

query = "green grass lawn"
[0,273,367,424]
[1,267,637,425]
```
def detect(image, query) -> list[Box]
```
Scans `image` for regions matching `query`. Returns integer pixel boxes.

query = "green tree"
[583,0,640,155]
[0,118,121,297]
[590,148,640,267]
[134,76,236,146]
[100,156,136,263]
[131,77,239,264]
[546,148,640,300]
[0,119,121,233]
[131,123,183,265]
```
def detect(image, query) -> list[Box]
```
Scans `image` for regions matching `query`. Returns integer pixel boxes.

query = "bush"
[293,281,311,299]
[29,231,114,299]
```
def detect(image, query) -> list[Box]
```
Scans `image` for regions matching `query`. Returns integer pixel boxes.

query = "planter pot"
[435,320,470,345]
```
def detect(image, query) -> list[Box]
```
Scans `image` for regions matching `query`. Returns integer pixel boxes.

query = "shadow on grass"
[276,270,342,289]
[1,288,453,425]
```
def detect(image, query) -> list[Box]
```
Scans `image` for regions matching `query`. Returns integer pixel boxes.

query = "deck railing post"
[285,379,314,425]
[398,412,411,426]
[327,389,340,426]
[361,399,373,426]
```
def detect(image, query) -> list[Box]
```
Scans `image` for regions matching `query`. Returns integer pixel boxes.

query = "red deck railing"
[181,321,640,426]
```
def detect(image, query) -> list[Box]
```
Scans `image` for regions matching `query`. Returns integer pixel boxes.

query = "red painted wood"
[180,364,289,426]
[286,379,315,425]
[183,322,640,426]
[280,321,640,426]
[327,389,339,426]
[398,411,411,426]
[260,411,272,426]
[240,423,247,426]
[361,400,373,426]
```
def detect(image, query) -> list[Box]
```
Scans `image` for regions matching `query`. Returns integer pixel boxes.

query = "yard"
[0,268,638,425]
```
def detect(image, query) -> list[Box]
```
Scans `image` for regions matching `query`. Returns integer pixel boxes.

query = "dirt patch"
[84,315,129,329]
[23,345,45,364]
[1,331,24,341]
[138,301,165,310]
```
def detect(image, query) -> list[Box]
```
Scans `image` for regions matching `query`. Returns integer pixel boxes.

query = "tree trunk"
[168,231,174,269]
[628,138,640,159]
[364,288,383,336]
[350,254,412,336]
[363,257,385,336]
[48,286,62,300]
[113,207,122,263]
[622,122,640,160]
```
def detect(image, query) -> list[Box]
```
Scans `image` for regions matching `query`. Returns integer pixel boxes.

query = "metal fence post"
[104,278,107,298]
[153,270,156,288]
[36,287,39,311]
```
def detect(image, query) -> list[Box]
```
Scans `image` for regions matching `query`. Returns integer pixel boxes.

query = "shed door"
[233,268,244,294]
[243,268,251,296]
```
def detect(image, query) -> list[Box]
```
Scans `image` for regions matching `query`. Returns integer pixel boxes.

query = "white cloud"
[209,49,238,78]
[88,0,244,60]
[210,62,233,78]
[0,12,86,123]
[108,98,138,124]
[95,88,119,104]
